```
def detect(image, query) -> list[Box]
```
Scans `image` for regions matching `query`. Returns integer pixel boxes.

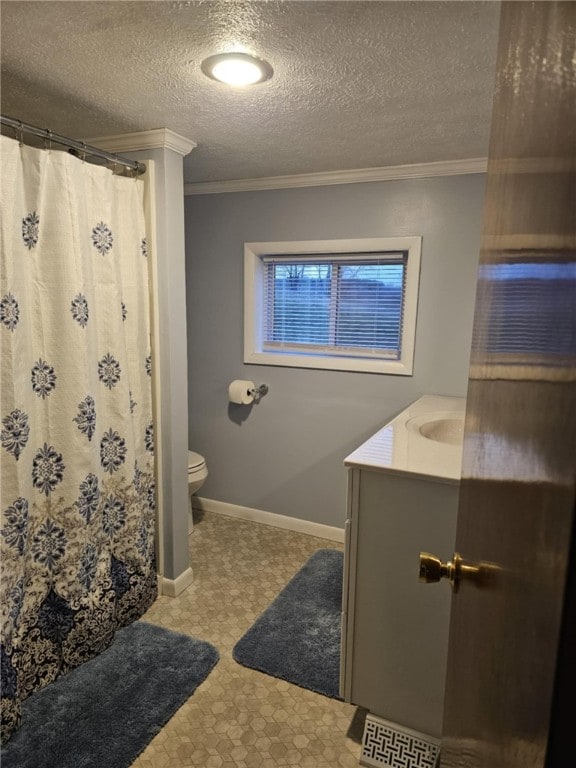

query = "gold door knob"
[419,552,481,592]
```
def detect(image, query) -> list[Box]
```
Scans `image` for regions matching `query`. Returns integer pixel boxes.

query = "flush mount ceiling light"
[201,52,273,86]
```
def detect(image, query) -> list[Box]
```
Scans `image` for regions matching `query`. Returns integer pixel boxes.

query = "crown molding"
[85,128,197,157]
[184,157,487,195]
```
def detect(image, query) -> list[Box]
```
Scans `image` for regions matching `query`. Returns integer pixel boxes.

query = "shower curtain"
[0,135,157,743]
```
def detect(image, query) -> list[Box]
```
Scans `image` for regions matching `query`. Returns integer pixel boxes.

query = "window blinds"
[262,254,407,359]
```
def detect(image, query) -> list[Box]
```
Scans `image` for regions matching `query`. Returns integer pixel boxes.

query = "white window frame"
[244,237,422,375]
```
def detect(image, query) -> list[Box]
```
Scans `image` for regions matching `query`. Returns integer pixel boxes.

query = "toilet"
[187,450,208,532]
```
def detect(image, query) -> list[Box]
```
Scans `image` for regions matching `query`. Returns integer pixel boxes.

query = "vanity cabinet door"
[343,468,458,738]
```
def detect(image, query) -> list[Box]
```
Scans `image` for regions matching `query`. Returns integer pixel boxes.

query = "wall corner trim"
[160,566,194,597]
[85,128,197,156]
[194,497,345,543]
[183,157,488,195]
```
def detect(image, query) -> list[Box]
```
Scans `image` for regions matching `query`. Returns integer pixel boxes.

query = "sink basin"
[407,411,465,445]
[419,417,464,445]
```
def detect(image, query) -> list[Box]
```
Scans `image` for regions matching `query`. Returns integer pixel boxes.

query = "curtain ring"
[80,142,87,163]
[44,129,53,152]
[17,121,24,147]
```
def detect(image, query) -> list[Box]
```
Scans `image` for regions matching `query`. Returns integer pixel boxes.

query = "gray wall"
[185,175,485,528]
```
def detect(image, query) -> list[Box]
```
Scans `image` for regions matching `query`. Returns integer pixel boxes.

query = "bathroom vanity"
[340,395,465,757]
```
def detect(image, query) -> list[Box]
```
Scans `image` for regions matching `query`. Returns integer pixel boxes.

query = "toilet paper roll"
[228,379,255,405]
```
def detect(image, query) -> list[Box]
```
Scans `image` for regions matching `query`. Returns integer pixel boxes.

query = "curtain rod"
[0,115,146,175]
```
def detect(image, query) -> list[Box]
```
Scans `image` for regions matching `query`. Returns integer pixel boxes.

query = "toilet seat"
[188,450,206,472]
[188,451,207,483]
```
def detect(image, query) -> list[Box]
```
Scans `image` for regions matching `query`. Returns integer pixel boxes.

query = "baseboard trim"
[160,566,194,597]
[193,497,345,543]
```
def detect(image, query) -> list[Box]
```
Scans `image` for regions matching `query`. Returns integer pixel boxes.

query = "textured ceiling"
[0,1,501,184]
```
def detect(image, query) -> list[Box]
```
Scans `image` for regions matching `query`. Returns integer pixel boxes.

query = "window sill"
[244,350,413,375]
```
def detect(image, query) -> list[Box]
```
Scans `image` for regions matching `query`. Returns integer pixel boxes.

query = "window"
[244,237,421,374]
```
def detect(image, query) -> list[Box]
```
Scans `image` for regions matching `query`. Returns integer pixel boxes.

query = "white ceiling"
[0,1,501,185]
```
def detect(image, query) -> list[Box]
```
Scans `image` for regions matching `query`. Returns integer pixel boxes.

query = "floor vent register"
[360,714,440,768]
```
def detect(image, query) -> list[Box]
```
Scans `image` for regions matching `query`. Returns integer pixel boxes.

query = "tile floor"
[132,508,364,768]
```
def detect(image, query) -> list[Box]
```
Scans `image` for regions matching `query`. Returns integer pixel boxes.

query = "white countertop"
[344,395,466,483]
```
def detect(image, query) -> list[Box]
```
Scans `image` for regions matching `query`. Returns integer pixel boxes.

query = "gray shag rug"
[233,548,343,699]
[1,621,219,768]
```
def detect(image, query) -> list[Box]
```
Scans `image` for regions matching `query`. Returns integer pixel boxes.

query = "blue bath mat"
[1,621,219,768]
[232,548,343,699]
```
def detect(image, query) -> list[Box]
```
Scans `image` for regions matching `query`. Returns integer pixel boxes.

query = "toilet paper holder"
[228,380,269,405]
[249,383,269,400]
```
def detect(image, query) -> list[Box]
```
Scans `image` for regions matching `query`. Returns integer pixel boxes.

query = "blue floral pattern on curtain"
[0,135,157,744]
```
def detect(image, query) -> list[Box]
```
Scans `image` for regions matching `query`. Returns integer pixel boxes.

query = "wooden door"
[439,3,576,767]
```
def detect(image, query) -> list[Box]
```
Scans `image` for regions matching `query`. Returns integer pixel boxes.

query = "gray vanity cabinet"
[339,396,464,740]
